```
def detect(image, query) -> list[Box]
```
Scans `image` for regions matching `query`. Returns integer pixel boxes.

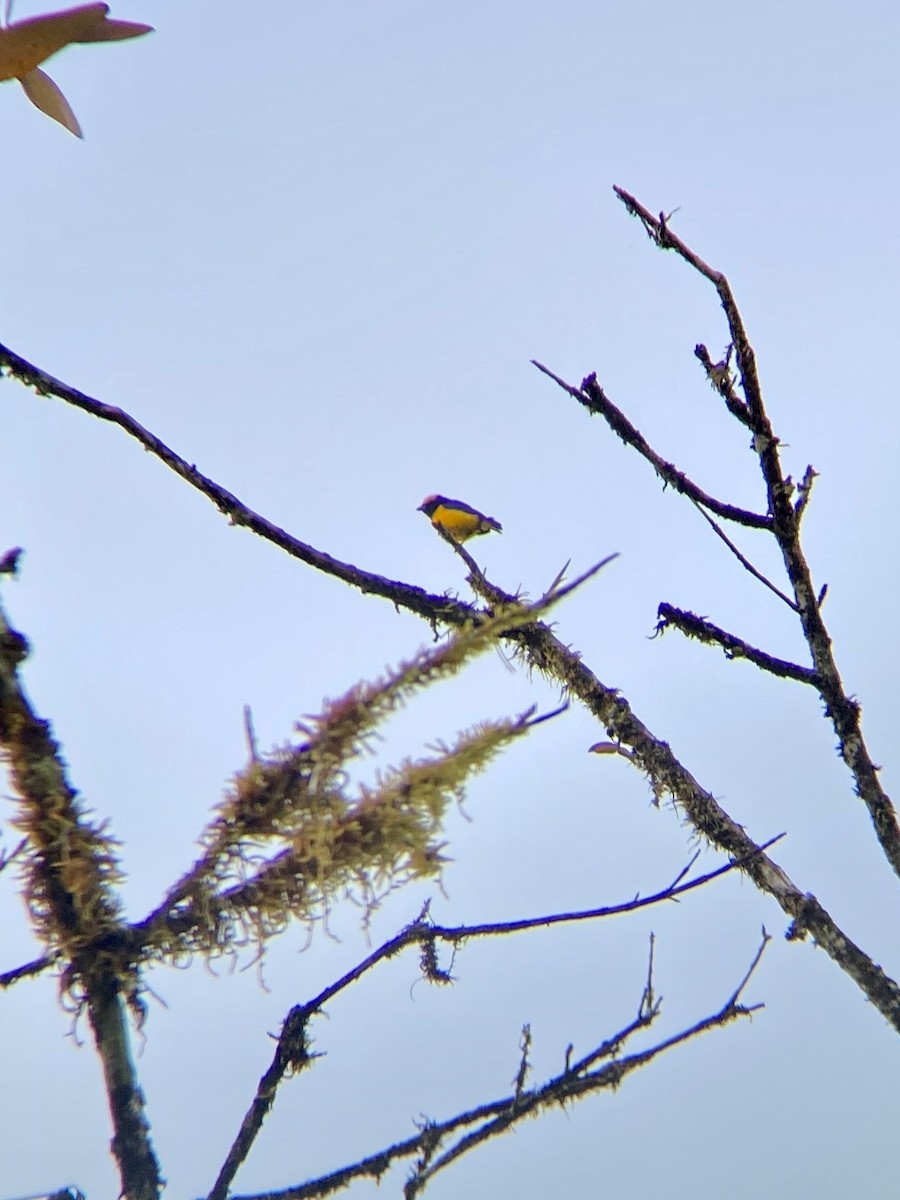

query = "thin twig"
[242,705,260,763]
[638,932,657,1019]
[442,527,618,614]
[665,850,701,893]
[724,926,771,1008]
[691,500,798,611]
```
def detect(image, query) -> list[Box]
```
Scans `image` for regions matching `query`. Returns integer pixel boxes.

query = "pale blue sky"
[3,1,900,1197]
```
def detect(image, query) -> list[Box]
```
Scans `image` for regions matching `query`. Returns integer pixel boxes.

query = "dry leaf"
[588,741,634,761]
[19,63,80,133]
[0,3,153,136]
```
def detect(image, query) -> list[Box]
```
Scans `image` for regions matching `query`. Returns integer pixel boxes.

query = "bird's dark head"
[418,494,443,515]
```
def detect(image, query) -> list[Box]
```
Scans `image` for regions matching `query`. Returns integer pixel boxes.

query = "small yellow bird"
[418,494,503,543]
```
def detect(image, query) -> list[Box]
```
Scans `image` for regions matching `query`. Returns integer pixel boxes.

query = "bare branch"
[614,187,767,430]
[0,951,56,989]
[655,604,819,686]
[613,188,900,882]
[531,359,771,530]
[0,341,474,629]
[222,935,766,1200]
[205,844,755,1200]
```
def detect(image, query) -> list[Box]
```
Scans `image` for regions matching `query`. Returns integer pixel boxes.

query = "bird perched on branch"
[418,495,503,543]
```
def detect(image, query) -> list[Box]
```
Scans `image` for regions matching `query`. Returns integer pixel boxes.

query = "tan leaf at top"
[0,4,152,83]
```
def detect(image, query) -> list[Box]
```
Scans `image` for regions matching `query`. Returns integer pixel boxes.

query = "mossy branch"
[0,600,123,963]
[0,595,162,1199]
[138,606,559,961]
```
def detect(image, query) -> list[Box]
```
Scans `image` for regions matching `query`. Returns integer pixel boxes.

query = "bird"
[418,494,502,543]
[0,3,153,137]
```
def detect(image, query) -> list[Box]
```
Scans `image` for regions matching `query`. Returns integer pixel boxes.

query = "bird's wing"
[442,497,483,517]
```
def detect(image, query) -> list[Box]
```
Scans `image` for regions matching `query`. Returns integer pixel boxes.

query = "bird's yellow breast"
[430,504,486,542]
